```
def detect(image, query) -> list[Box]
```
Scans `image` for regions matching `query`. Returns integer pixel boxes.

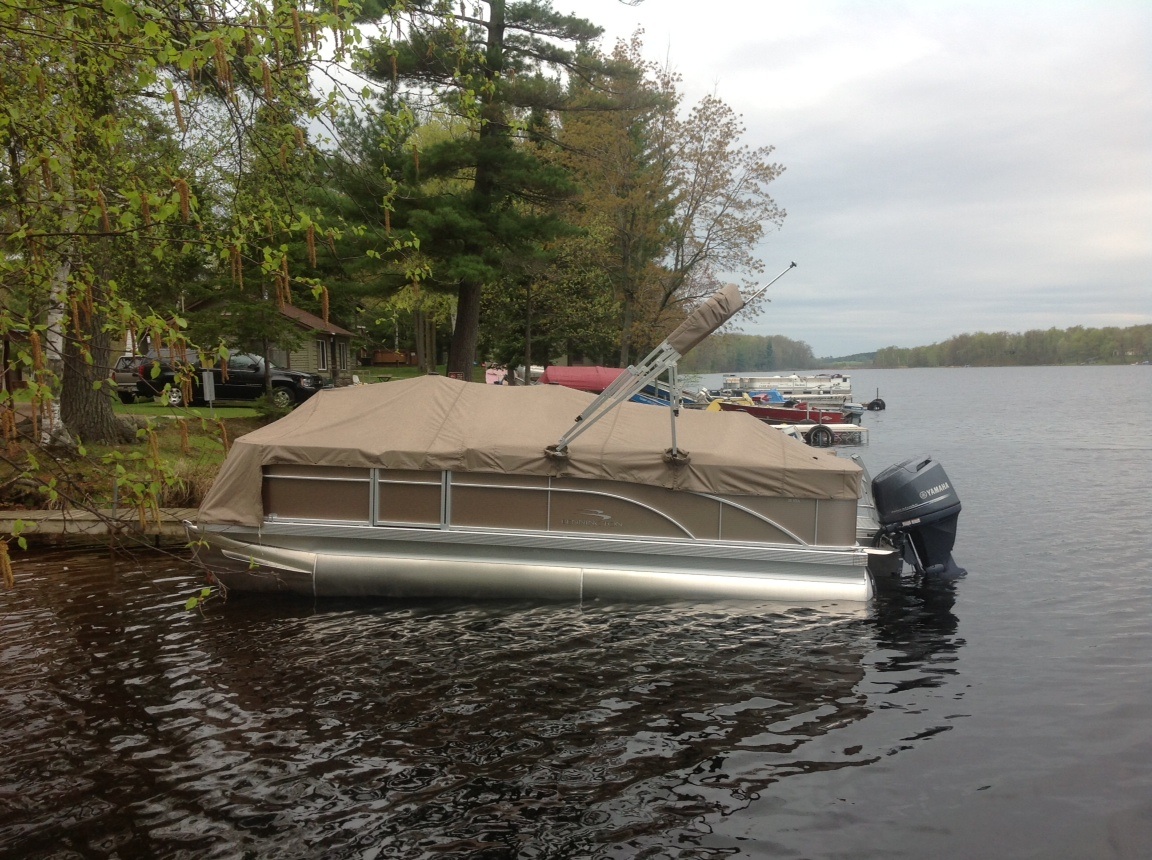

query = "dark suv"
[136,350,326,409]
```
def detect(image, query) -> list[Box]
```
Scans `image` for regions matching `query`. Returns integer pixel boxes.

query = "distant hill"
[818,352,876,367]
[678,332,819,373]
[683,323,1151,371]
[872,324,1150,368]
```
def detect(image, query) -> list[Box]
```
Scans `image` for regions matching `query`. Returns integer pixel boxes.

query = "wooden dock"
[0,508,197,544]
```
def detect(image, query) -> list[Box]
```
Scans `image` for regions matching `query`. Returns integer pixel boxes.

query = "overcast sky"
[577,0,1152,356]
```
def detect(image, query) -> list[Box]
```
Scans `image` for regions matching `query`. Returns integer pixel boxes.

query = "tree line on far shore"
[677,333,819,373]
[871,324,1152,368]
[673,322,1152,373]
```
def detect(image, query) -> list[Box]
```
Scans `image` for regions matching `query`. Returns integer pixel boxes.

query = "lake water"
[2,366,1150,859]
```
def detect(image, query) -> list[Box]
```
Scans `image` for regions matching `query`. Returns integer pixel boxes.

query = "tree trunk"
[414,308,428,371]
[618,297,634,367]
[445,1,506,383]
[447,279,481,381]
[414,309,438,373]
[60,313,123,444]
[521,282,532,386]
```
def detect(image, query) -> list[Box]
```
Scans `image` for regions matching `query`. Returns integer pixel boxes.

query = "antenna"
[744,261,797,305]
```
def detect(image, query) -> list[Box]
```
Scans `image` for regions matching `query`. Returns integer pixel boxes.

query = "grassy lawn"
[4,366,447,511]
[116,399,260,420]
[3,410,261,511]
[353,365,432,382]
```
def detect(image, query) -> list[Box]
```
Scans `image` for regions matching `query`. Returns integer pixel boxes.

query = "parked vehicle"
[136,351,326,409]
[110,355,145,404]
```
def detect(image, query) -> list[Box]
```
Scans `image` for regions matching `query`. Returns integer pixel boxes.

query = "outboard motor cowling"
[872,456,965,577]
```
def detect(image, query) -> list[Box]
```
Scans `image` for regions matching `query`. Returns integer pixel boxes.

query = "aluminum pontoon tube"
[189,525,874,603]
[213,550,872,603]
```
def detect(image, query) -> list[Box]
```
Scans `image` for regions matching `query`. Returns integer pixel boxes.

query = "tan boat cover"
[198,375,862,527]
[665,283,745,356]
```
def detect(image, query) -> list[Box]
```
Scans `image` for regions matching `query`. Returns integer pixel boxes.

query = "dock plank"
[0,508,197,540]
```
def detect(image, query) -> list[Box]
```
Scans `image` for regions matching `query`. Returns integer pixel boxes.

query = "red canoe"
[537,365,626,393]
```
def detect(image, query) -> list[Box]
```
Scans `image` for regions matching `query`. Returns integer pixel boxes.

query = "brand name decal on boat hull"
[561,509,623,528]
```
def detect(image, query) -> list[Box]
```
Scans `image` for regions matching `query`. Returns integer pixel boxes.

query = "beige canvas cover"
[665,283,745,356]
[198,375,862,527]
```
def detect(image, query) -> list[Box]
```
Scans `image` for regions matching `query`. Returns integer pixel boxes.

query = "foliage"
[0,0,801,568]
[478,237,621,372]
[819,352,877,368]
[657,91,786,319]
[679,332,819,373]
[250,393,293,422]
[0,410,252,589]
[873,324,1152,367]
[357,0,614,379]
[548,35,673,365]
[553,34,786,364]
[1,0,362,548]
[2,0,362,422]
[185,585,218,613]
[310,108,421,302]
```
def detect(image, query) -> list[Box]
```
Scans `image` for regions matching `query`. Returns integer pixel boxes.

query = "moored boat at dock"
[706,393,857,426]
[719,372,854,405]
[188,274,961,605]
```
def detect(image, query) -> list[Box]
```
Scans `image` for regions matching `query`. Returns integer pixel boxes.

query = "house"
[269,305,356,385]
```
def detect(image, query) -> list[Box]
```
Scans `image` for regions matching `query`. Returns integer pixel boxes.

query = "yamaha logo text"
[919,482,951,500]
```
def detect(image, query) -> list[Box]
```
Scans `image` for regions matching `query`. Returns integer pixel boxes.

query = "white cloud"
[577,0,1152,354]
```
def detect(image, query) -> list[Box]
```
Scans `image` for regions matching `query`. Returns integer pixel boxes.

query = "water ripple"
[5,367,1150,858]
[0,549,967,859]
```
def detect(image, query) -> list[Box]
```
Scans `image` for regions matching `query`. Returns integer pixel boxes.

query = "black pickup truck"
[136,351,327,408]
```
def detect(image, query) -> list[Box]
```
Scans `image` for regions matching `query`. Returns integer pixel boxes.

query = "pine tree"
[360,0,611,379]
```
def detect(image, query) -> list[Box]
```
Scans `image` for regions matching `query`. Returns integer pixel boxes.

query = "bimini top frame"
[547,262,797,462]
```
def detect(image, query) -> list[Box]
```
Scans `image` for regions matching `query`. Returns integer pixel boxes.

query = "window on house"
[316,338,328,371]
[337,341,349,371]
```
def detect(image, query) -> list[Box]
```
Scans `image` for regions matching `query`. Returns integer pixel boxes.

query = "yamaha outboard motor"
[872,456,965,577]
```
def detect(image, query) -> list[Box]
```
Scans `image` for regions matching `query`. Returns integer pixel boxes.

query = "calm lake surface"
[3,366,1150,859]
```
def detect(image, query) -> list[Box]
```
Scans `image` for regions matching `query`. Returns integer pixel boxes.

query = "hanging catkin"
[2,541,15,589]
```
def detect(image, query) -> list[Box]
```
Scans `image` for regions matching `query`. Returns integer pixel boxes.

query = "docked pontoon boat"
[719,372,855,405]
[189,269,962,604]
